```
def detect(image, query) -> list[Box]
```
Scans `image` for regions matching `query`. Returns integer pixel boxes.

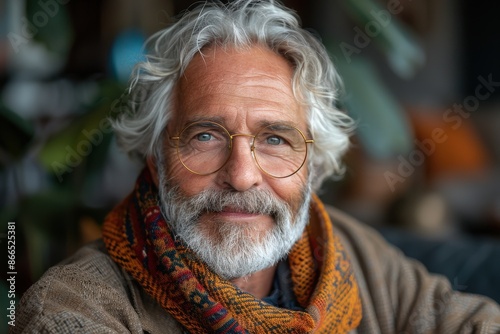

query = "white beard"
[157,165,312,280]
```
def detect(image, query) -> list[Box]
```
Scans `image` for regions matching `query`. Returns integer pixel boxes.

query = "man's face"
[149,45,312,278]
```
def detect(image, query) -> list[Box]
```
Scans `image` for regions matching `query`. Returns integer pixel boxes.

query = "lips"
[220,205,254,214]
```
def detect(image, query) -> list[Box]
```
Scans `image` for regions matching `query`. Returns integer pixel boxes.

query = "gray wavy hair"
[112,0,354,190]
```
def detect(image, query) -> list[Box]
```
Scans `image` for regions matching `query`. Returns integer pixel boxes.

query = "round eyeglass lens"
[176,122,232,175]
[253,124,308,178]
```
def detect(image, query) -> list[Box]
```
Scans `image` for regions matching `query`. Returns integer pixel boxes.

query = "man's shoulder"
[56,239,125,282]
[34,239,130,298]
[324,204,439,283]
[324,205,500,333]
[12,240,143,333]
[325,205,390,253]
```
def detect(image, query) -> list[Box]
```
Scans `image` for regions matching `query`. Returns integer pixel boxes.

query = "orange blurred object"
[407,107,491,183]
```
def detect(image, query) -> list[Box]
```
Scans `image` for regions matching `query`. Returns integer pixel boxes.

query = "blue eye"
[266,136,283,145]
[197,133,212,141]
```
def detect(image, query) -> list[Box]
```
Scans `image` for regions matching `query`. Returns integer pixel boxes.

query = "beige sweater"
[12,207,500,333]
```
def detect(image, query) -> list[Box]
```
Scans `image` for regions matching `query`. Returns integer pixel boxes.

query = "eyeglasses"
[169,121,314,178]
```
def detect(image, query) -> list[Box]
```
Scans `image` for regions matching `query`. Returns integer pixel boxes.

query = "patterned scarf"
[102,169,362,333]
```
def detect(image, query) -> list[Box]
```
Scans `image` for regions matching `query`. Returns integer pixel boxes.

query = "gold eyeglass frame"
[169,121,314,178]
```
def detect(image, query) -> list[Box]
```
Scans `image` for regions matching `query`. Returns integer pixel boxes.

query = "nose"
[216,135,263,191]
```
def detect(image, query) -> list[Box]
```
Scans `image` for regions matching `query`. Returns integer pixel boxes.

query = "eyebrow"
[256,121,296,131]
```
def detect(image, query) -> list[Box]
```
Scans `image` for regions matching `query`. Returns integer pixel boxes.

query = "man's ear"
[146,155,160,187]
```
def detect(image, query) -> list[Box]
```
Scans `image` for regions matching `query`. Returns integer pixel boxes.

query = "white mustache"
[167,187,290,220]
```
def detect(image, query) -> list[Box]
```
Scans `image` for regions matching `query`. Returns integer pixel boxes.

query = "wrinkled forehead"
[180,45,295,92]
[170,45,307,131]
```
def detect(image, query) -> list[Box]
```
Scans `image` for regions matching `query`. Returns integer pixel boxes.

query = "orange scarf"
[102,169,362,333]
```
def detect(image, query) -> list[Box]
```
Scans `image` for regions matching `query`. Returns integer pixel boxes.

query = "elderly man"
[14,0,500,333]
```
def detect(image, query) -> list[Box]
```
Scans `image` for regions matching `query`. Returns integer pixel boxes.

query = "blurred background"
[1,0,500,327]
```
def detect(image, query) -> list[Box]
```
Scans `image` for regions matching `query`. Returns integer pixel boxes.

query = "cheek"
[268,173,309,211]
[160,146,184,184]
[163,146,214,196]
